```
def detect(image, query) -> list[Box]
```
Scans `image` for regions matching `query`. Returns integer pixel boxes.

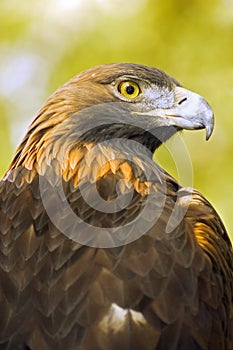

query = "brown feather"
[0,63,232,349]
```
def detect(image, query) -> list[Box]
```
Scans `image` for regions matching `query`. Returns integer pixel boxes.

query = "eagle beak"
[167,87,214,140]
[135,86,214,140]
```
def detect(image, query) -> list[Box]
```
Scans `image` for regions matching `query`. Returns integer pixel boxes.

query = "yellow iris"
[118,81,140,99]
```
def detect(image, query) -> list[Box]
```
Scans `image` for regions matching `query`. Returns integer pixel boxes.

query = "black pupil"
[125,84,135,95]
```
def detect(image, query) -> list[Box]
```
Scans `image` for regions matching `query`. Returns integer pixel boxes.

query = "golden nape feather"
[0,63,232,350]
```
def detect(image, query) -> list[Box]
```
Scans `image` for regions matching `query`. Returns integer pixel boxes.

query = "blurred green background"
[0,0,232,240]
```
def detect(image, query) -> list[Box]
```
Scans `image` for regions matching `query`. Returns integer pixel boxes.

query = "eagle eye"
[117,81,140,99]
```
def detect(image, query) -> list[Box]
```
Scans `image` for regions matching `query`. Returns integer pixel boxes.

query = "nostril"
[178,97,187,105]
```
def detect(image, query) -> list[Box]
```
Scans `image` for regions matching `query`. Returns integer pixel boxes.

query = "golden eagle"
[0,63,232,349]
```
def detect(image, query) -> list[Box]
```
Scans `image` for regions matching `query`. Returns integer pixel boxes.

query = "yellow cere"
[118,81,140,99]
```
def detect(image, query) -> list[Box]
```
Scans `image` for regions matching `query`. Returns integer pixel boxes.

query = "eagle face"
[69,63,214,142]
[0,63,232,350]
[105,65,213,141]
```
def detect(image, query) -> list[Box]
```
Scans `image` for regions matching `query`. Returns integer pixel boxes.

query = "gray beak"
[166,87,214,140]
[140,86,214,140]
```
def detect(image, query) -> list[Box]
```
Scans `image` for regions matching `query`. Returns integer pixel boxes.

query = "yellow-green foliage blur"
[0,0,232,239]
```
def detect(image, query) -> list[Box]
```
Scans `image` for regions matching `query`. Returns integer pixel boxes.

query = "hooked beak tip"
[205,124,213,140]
[204,112,214,141]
